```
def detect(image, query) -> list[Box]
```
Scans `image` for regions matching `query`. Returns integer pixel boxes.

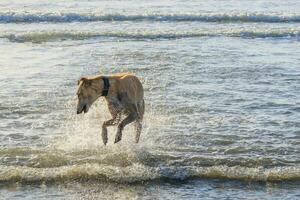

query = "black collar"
[102,76,110,96]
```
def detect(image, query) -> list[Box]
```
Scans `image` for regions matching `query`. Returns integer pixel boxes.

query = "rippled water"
[0,0,300,199]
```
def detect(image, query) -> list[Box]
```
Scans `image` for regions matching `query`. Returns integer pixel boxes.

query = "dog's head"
[76,77,100,114]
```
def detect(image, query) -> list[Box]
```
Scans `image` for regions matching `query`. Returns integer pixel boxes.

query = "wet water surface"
[0,0,300,199]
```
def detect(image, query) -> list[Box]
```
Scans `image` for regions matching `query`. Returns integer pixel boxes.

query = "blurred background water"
[0,0,300,199]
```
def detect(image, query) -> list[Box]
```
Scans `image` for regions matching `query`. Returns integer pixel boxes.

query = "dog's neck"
[87,75,118,99]
[101,76,110,96]
[101,76,118,98]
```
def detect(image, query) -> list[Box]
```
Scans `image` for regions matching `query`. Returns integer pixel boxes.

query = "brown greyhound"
[76,73,144,145]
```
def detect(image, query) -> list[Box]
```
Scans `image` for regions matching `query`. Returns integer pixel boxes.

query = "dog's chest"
[107,96,123,110]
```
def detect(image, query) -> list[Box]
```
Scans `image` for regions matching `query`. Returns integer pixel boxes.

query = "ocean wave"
[0,12,300,23]
[0,164,299,183]
[1,29,299,43]
[0,147,299,183]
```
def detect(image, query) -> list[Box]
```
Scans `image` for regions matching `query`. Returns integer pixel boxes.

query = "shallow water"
[0,0,300,199]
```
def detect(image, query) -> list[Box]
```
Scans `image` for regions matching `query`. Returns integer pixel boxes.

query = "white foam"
[0,163,299,183]
[0,12,300,23]
[1,28,299,43]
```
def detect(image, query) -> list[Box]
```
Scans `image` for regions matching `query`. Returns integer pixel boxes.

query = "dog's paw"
[102,139,108,145]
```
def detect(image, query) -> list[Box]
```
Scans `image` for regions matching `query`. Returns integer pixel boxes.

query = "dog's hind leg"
[135,100,144,143]
[134,119,142,143]
[114,112,137,143]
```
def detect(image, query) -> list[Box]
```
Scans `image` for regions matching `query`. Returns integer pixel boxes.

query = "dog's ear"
[85,79,92,86]
[78,77,92,86]
[78,77,88,85]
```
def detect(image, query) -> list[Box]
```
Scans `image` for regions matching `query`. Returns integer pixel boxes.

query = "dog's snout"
[77,104,88,114]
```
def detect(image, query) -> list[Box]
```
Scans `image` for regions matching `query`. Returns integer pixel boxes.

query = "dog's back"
[110,72,135,78]
[114,73,144,102]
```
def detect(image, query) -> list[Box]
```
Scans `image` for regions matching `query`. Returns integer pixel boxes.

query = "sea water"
[0,0,300,199]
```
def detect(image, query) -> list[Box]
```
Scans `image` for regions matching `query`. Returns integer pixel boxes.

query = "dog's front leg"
[102,114,120,145]
[101,123,109,145]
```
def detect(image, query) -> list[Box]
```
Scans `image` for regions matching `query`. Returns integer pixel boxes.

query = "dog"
[76,73,144,145]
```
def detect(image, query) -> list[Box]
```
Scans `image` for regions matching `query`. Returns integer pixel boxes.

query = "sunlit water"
[0,0,300,199]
